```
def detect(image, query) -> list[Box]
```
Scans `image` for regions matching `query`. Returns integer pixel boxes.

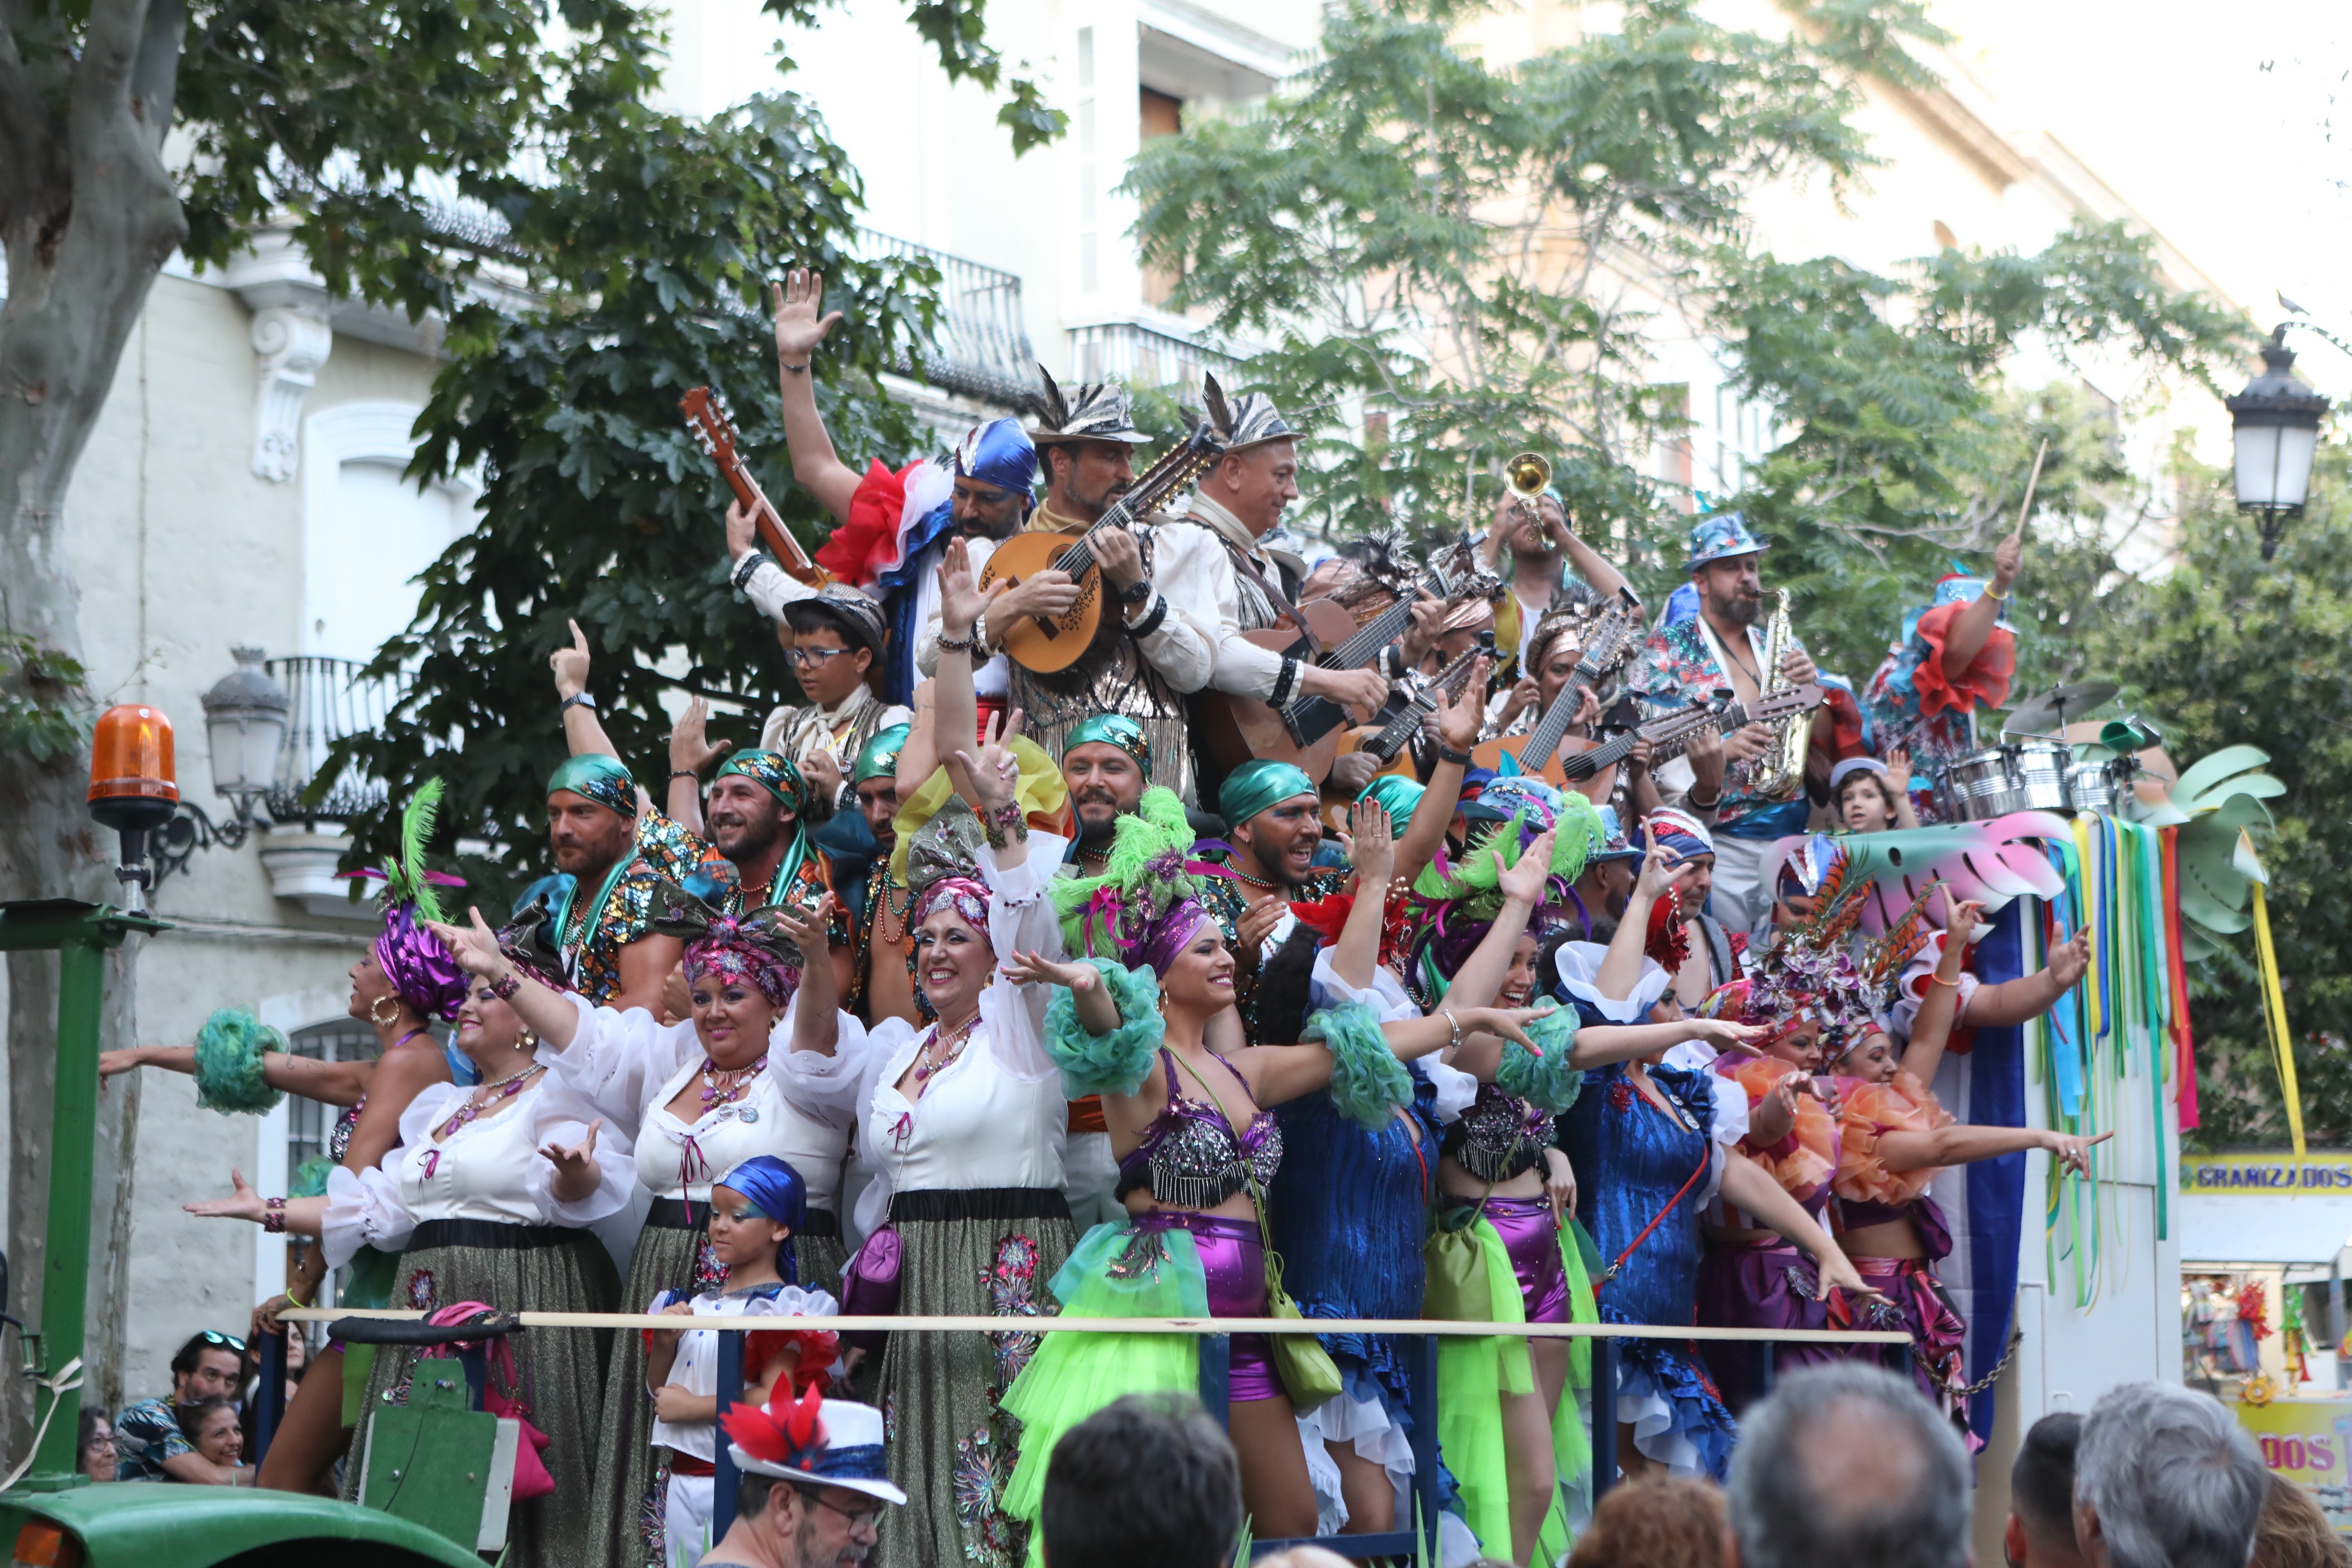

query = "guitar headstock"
[680,386,741,465]
[1751,681,1825,721]
[1429,531,1482,594]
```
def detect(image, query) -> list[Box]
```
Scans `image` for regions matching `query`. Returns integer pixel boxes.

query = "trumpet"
[1505,452,1552,516]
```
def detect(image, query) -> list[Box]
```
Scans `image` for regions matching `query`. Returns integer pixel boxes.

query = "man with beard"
[1474,485,1635,680]
[1629,514,1821,928]
[1569,805,1645,942]
[114,1331,247,1482]
[751,268,1038,708]
[1194,760,1350,1043]
[917,375,1219,800]
[1163,388,1390,802]
[834,723,921,1029]
[695,1395,903,1568]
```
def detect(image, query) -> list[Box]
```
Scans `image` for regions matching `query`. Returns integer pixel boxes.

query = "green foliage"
[1128,0,2249,693]
[0,633,93,763]
[2083,443,2352,1150]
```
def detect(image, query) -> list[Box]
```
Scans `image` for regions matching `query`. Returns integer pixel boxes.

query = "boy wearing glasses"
[114,1329,246,1482]
[761,588,912,819]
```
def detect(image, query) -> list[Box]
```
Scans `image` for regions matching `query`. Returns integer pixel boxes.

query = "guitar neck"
[1051,439,1209,576]
[1365,644,1483,760]
[1512,679,1593,773]
[1566,701,1747,779]
[717,450,830,587]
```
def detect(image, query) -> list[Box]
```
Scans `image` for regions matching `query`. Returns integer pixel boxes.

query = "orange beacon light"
[88,703,179,913]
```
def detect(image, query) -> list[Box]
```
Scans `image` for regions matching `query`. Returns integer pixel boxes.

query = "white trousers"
[667,1469,714,1568]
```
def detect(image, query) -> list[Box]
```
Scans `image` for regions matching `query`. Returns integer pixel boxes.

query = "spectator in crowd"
[2073,1382,2267,1568]
[76,1407,115,1484]
[2005,1413,2087,1568]
[2253,1474,2352,1568]
[114,1330,247,1483]
[172,1395,251,1485]
[1038,1395,1243,1568]
[695,1395,902,1568]
[1724,1364,1968,1568]
[1565,1476,1728,1568]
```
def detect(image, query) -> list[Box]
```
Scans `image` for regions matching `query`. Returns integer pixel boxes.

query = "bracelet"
[936,623,980,654]
[1686,792,1722,812]
[781,362,810,375]
[731,551,768,592]
[1435,744,1473,767]
[982,800,1028,849]
[264,1197,286,1235]
[1271,656,1301,709]
[1928,972,1962,989]
[286,1284,312,1309]
[669,768,702,782]
[1983,585,2011,602]
[1445,1013,1463,1052]
[1126,594,1170,640]
[558,692,596,714]
[490,972,522,1001]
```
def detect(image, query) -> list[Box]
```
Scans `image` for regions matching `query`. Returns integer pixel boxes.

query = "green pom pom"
[1305,1001,1413,1134]
[1052,786,1202,957]
[1496,1006,1582,1113]
[288,1157,336,1199]
[192,1008,286,1114]
[1043,959,1167,1096]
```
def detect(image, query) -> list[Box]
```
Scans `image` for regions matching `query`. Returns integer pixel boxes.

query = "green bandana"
[1064,714,1153,780]
[854,724,911,785]
[714,750,807,811]
[1218,760,1318,829]
[546,754,638,816]
[1356,774,1425,832]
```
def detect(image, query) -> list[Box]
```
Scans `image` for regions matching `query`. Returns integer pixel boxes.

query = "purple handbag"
[838,1225,902,1355]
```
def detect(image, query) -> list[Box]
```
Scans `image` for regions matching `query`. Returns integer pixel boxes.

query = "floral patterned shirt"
[557,810,738,1005]
[1628,616,1812,831]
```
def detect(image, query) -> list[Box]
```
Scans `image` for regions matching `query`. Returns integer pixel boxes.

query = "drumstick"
[2011,437,2049,541]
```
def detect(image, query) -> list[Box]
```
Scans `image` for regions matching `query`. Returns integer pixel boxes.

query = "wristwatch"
[560,692,596,714]
[1118,576,1154,607]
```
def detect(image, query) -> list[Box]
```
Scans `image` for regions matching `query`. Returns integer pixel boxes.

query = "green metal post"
[0,900,163,1491]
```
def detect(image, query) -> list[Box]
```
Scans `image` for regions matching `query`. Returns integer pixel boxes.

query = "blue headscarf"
[715,1155,808,1285]
[955,417,1038,513]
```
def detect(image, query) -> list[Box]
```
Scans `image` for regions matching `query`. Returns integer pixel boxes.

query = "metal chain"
[1953,1328,2025,1400]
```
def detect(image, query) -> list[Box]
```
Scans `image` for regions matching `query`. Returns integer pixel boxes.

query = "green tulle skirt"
[1427,1213,1599,1561]
[999,1221,1211,1563]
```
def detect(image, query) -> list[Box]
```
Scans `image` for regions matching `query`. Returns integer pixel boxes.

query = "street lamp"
[2226,324,2331,561]
[200,645,290,827]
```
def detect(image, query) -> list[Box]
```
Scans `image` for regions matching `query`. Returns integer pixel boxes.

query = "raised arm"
[1595,835,1680,1000]
[551,619,657,815]
[666,697,733,834]
[428,908,586,1051]
[1396,659,1491,884]
[1940,527,2021,683]
[930,537,1004,802]
[896,679,942,806]
[1327,802,1397,993]
[775,896,845,1057]
[770,270,861,525]
[1899,899,1977,1085]
[1559,513,1631,601]
[100,1044,373,1108]
[1880,1123,2106,1176]
[1567,1016,1761,1070]
[1244,1004,1550,1107]
[1435,828,1552,1012]
[1958,924,2091,1029]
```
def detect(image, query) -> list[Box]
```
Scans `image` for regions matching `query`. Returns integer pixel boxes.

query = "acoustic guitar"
[1317,634,1496,828]
[1198,533,1482,783]
[977,427,1226,674]
[681,387,838,589]
[1468,590,1646,784]
[1557,683,1829,781]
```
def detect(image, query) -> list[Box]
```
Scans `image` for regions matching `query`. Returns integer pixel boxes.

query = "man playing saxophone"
[1628,514,1825,928]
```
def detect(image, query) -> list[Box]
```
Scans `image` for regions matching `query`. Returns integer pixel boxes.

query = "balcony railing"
[266,655,402,824]
[858,229,1041,408]
[1067,320,1242,395]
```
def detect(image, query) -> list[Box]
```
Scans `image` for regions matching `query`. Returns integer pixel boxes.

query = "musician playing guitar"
[1163,389,1393,799]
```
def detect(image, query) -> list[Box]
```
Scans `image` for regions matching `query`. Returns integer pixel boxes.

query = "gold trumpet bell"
[1506,452,1552,501]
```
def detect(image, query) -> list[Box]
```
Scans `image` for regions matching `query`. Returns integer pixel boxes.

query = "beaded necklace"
[916,1011,981,1082]
[433,1061,544,1141]
[700,1053,768,1111]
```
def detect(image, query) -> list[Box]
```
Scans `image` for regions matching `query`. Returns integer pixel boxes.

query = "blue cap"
[1684,512,1768,573]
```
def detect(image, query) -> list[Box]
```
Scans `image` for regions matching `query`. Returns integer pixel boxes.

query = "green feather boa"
[1042,959,1167,1096]
[1304,1001,1414,1134]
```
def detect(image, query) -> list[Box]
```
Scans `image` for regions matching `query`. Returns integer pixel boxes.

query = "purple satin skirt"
[1483,1197,1570,1325]
[1134,1210,1281,1403]
[1696,1238,1836,1414]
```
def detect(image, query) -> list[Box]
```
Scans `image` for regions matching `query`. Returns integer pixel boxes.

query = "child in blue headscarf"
[643,1156,842,1567]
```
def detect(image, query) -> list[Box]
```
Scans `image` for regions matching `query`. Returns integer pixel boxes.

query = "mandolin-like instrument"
[1556,683,1828,782]
[977,426,1226,674]
[1468,589,1645,784]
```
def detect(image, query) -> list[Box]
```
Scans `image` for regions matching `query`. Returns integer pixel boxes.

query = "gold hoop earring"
[368,994,400,1027]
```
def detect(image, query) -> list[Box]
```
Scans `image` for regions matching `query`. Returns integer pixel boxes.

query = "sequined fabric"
[1443,1081,1553,1183]
[1114,1051,1282,1209]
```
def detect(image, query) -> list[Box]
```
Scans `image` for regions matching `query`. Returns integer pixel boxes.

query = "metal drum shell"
[1944,747,2015,822]
[1944,741,2072,820]
[2005,740,2073,814]
[2066,759,2119,816]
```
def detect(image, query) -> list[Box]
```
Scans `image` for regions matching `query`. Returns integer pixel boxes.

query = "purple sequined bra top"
[1442,1081,1554,1183]
[1115,1050,1283,1210]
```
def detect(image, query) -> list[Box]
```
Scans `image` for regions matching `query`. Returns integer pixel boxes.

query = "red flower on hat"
[721,1380,828,1468]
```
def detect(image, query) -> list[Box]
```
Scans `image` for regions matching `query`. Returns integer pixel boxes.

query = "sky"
[1939,0,2352,400]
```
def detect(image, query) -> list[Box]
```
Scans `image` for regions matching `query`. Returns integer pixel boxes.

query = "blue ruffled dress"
[1559,1061,1738,1478]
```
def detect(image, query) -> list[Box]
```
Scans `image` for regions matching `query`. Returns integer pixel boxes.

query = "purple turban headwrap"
[912,876,991,934]
[1133,895,1214,978]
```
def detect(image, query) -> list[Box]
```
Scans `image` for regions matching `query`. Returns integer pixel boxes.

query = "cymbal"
[2003,679,2120,736]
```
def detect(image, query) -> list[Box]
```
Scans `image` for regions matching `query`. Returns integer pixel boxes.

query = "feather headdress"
[1050,786,1213,976]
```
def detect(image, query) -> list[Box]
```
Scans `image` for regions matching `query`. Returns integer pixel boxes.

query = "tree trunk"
[0,0,189,1462]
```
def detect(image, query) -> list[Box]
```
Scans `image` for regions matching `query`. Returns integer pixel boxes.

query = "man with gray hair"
[2073,1381,2267,1568]
[1726,1363,1970,1568]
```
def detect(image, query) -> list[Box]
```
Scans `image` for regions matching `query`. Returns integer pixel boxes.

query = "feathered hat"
[722,1387,907,1503]
[1031,366,1148,446]
[338,778,470,1022]
[1051,786,1213,977]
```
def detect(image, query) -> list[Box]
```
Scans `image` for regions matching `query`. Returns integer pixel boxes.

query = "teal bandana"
[1218,760,1318,829]
[1065,714,1153,780]
[715,750,807,811]
[546,754,638,816]
[854,724,911,786]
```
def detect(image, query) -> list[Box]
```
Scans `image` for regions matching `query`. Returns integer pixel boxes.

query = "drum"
[2067,759,2119,816]
[1944,741,2072,820]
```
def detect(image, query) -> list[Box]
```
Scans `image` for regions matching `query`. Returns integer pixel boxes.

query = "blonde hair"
[2255,1475,2351,1568]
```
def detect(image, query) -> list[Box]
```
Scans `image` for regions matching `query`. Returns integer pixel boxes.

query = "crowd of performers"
[126,271,2104,1568]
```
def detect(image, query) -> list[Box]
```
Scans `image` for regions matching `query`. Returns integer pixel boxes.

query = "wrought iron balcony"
[858,229,1041,408]
[265,655,401,824]
[1067,320,1241,394]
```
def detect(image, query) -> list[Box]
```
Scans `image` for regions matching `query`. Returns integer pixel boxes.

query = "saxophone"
[1749,587,1809,801]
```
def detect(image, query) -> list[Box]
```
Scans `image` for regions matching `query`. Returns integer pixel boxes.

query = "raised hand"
[1885,744,1913,798]
[726,499,760,560]
[1631,831,1684,904]
[1234,896,1287,962]
[670,695,732,777]
[184,1167,267,1223]
[1992,522,2024,595]
[1462,1003,1559,1053]
[2045,926,2092,989]
[540,1119,606,1192]
[1435,656,1492,752]
[768,893,835,953]
[772,269,842,364]
[937,536,1008,636]
[999,949,1099,992]
[1688,1017,1767,1048]
[1495,675,1540,731]
[1944,898,1986,950]
[952,707,1027,811]
[801,748,845,806]
[424,907,512,982]
[1344,800,1396,884]
[1495,828,1556,908]
[1571,684,1601,732]
[552,619,592,700]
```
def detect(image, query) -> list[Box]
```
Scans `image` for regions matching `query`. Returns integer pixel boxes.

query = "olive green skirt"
[874,1187,1076,1568]
[346,1219,620,1568]
[587,1201,850,1568]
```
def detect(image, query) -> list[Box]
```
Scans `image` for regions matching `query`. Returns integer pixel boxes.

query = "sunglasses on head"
[200,1331,247,1353]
